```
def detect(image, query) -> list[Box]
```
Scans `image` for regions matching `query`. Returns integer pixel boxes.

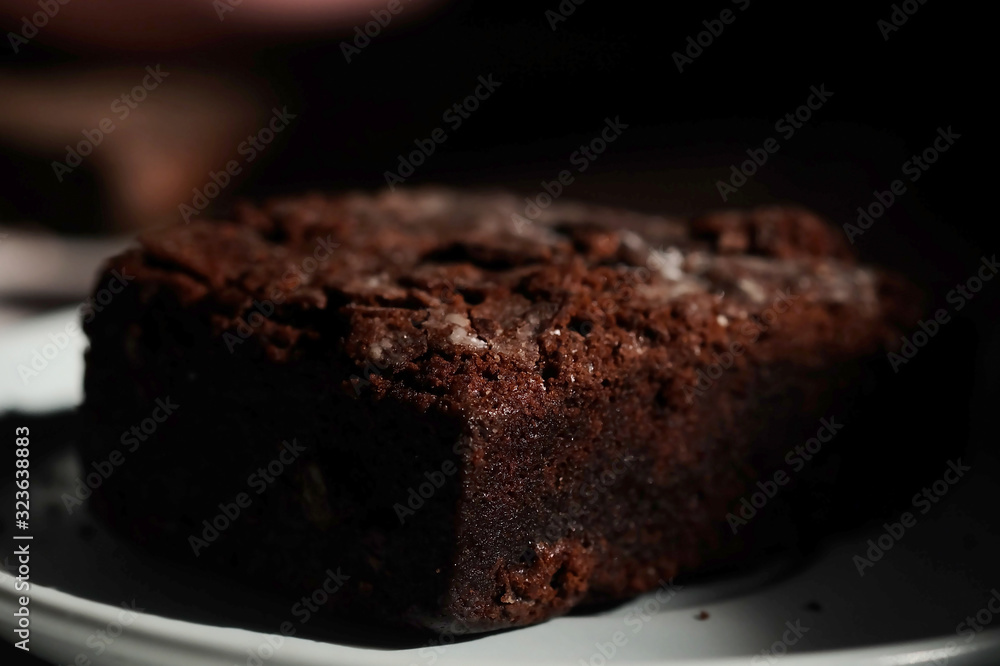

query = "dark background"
[0,2,985,272]
[1,0,990,417]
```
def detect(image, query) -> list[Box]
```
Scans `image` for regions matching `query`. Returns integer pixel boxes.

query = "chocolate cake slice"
[79,188,915,633]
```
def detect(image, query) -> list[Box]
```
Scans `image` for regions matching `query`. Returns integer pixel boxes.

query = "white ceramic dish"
[1,309,999,665]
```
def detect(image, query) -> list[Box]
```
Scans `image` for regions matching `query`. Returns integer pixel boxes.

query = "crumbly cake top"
[117,188,902,402]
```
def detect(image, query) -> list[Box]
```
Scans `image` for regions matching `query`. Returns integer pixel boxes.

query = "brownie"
[78,188,915,633]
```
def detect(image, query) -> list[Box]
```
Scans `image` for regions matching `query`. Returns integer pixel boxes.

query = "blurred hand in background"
[0,0,438,232]
[0,0,412,52]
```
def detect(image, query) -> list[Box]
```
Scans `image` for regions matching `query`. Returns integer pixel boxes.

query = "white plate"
[1,308,999,665]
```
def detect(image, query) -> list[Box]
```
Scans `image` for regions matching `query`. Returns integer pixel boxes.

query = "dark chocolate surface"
[79,189,917,632]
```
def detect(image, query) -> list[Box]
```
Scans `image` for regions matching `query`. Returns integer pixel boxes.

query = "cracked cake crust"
[79,188,917,632]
